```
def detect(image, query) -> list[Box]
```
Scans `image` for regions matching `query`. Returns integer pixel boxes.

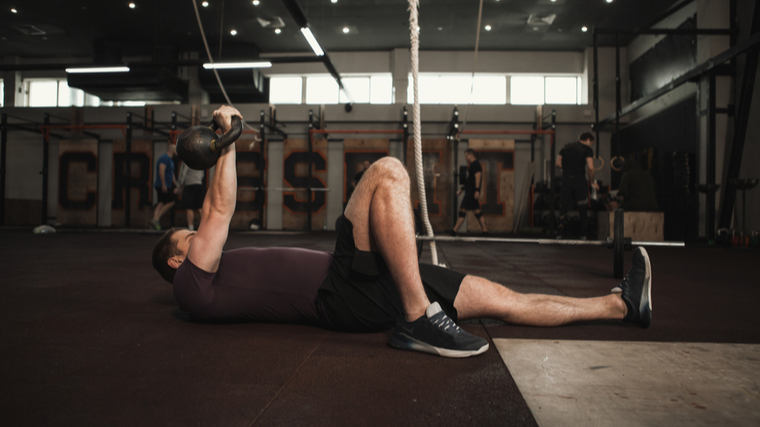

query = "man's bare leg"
[474,209,488,233]
[454,275,627,326]
[153,202,165,221]
[156,201,174,219]
[451,212,465,233]
[344,157,429,322]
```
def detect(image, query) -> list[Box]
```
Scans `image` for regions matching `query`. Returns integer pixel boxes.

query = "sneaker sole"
[388,333,489,358]
[638,247,652,328]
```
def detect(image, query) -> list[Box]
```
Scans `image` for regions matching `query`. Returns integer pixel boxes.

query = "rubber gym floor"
[1,228,758,426]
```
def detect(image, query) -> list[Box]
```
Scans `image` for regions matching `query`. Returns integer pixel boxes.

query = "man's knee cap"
[458,210,466,218]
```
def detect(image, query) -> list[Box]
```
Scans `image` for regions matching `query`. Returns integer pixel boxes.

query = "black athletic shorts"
[181,184,206,210]
[317,216,466,333]
[460,192,480,211]
[155,187,176,204]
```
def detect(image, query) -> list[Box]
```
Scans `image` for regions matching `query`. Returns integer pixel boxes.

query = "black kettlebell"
[176,116,243,170]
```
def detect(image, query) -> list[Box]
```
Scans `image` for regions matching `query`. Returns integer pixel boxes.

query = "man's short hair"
[465,148,476,157]
[579,132,595,142]
[152,228,182,284]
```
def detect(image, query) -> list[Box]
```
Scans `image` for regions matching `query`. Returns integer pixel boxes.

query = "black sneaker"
[388,302,489,358]
[446,229,457,236]
[619,247,652,328]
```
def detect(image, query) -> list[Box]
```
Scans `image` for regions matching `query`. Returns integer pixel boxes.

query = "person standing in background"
[555,132,599,239]
[151,144,178,231]
[449,149,488,235]
[177,163,206,231]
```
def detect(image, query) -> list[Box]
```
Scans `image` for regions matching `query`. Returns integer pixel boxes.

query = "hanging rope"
[407,0,439,266]
[190,0,258,135]
[459,0,484,135]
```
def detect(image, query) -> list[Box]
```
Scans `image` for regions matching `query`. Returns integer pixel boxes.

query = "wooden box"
[598,211,664,242]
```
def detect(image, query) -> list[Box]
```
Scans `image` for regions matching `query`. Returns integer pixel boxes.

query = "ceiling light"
[485,25,491,31]
[275,28,281,34]
[11,8,18,13]
[331,0,338,3]
[342,27,349,34]
[551,0,556,2]
[129,3,136,9]
[203,61,272,69]
[66,66,130,73]
[253,0,260,5]
[230,29,237,35]
[581,26,588,32]
[301,27,324,56]
[202,1,209,6]
[606,0,613,3]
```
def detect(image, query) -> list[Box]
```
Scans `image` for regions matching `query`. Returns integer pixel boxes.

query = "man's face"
[168,144,177,156]
[465,152,475,163]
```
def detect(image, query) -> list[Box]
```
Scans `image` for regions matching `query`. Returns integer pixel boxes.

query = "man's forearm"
[205,145,236,217]
[588,169,595,184]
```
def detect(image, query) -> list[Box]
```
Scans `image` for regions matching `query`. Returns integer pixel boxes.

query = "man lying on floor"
[152,106,652,359]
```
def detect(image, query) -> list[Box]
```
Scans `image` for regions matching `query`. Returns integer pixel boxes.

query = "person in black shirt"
[449,149,488,235]
[556,132,599,239]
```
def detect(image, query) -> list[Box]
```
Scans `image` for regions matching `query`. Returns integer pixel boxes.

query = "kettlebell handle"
[207,116,243,153]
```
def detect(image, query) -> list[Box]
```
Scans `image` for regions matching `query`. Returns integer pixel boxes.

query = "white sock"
[188,224,194,231]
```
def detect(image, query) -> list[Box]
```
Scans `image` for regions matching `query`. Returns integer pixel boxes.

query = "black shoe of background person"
[446,229,457,236]
[619,247,652,328]
[388,302,489,358]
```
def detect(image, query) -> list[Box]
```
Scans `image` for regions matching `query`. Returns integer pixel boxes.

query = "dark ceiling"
[1,0,683,62]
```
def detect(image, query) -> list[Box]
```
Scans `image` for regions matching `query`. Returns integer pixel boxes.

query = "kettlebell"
[176,116,243,170]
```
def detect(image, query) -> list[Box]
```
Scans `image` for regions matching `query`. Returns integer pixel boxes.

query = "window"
[269,76,302,104]
[545,77,579,105]
[510,76,545,105]
[269,74,391,105]
[510,76,581,105]
[369,75,392,104]
[306,76,339,104]
[57,80,85,107]
[28,80,59,107]
[339,77,370,104]
[23,78,101,107]
[0,80,3,107]
[471,76,507,105]
[407,74,507,105]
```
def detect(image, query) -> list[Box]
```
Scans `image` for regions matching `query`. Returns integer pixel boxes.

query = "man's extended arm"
[555,155,562,169]
[586,157,598,189]
[186,106,242,273]
[474,171,482,199]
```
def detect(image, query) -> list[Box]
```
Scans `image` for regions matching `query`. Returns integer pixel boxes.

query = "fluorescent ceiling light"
[202,61,272,69]
[300,27,324,56]
[65,66,130,73]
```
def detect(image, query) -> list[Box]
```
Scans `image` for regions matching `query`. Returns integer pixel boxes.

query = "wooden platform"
[598,211,664,241]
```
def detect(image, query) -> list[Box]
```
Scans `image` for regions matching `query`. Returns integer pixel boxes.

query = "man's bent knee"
[373,156,407,177]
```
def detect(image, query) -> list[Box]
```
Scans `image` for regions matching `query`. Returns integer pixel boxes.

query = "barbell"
[416,209,684,278]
